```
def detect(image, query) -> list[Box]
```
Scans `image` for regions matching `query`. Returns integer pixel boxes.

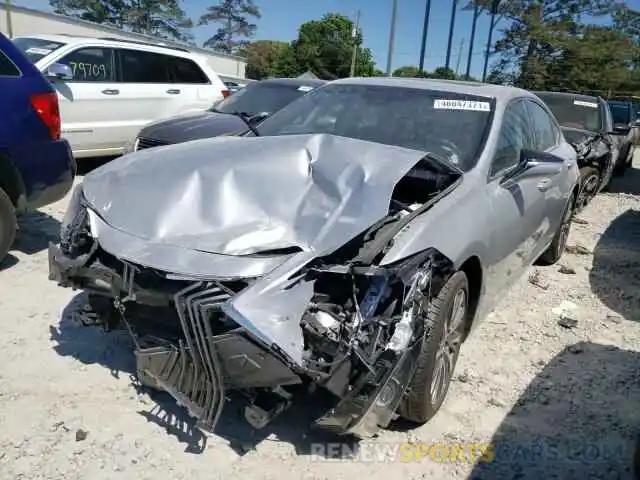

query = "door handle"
[537,178,553,191]
[166,89,181,94]
[101,89,119,95]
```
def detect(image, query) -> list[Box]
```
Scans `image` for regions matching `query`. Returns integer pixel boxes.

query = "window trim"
[0,50,21,78]
[487,97,532,182]
[57,46,116,83]
[167,55,211,85]
[115,47,175,84]
[525,98,563,152]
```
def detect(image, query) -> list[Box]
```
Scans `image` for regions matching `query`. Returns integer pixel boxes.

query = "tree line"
[50,0,640,96]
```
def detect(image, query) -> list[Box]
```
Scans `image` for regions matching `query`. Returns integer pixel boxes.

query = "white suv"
[12,34,230,159]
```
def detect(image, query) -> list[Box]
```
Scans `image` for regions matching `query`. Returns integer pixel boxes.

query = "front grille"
[135,137,170,151]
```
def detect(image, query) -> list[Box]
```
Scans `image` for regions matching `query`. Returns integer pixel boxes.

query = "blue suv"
[0,32,75,263]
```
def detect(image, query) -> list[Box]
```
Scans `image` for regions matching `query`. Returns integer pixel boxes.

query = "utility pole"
[385,0,398,76]
[4,0,13,38]
[349,10,361,77]
[465,2,480,79]
[418,0,432,73]
[482,0,501,82]
[444,0,459,71]
[455,38,466,76]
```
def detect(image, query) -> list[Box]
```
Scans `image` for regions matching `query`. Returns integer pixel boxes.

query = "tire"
[0,187,16,264]
[575,166,599,213]
[399,270,469,424]
[614,145,632,176]
[537,194,574,266]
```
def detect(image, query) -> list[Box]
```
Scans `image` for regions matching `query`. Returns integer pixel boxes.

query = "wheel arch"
[0,151,26,208]
[458,255,483,336]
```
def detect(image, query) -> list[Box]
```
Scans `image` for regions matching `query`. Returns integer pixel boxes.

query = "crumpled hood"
[561,126,597,146]
[81,133,427,258]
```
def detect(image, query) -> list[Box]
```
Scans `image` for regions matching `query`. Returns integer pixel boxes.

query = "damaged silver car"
[49,78,580,438]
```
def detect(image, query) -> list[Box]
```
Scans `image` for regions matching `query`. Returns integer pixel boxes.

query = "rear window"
[168,56,210,84]
[12,37,66,63]
[213,82,319,117]
[0,50,19,76]
[608,101,631,124]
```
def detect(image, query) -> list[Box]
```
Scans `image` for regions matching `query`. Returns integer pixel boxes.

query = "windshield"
[608,101,631,125]
[12,37,66,63]
[536,93,602,132]
[213,82,318,117]
[254,83,493,170]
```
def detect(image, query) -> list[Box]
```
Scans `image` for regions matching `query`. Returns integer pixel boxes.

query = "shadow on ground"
[468,342,640,479]
[608,164,640,196]
[50,293,358,456]
[15,211,61,255]
[589,208,640,321]
[76,156,117,175]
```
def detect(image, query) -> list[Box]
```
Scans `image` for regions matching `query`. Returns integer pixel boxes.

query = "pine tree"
[198,0,261,54]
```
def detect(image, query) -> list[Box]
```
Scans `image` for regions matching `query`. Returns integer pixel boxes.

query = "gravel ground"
[1,155,640,480]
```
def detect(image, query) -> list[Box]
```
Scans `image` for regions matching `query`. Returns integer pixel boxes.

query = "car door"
[600,101,617,187]
[115,48,179,147]
[484,99,548,294]
[48,46,120,155]
[524,99,574,257]
[167,55,219,113]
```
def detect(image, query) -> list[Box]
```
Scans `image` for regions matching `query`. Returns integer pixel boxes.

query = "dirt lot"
[1,156,640,480]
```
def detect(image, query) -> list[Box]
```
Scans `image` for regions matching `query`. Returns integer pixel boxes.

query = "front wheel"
[575,166,600,213]
[399,270,469,424]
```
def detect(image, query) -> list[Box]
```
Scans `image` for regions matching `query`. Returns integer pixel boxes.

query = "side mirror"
[611,123,631,135]
[501,149,564,184]
[44,63,73,81]
[247,112,270,125]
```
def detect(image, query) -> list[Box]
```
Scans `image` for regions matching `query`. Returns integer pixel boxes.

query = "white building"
[0,3,247,78]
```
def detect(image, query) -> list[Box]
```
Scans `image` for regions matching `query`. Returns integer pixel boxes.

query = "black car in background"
[535,91,620,212]
[607,99,638,169]
[131,78,326,151]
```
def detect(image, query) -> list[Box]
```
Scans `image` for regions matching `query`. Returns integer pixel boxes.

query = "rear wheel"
[399,270,468,424]
[0,188,16,264]
[537,195,574,266]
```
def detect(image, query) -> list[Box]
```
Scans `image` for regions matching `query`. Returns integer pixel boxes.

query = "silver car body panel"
[76,79,579,367]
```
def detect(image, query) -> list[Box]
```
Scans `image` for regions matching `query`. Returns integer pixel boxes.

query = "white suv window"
[118,48,172,83]
[168,56,210,84]
[57,47,115,82]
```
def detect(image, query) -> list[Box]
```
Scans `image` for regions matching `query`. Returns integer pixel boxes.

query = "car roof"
[330,77,534,102]
[12,33,196,57]
[534,90,602,103]
[258,78,326,87]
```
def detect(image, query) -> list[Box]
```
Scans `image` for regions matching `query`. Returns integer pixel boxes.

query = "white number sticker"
[26,47,52,55]
[574,100,598,108]
[297,86,313,92]
[433,99,490,111]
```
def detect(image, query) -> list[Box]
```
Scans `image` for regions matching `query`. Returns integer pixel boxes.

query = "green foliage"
[49,0,194,43]
[239,40,290,79]
[291,13,376,79]
[391,65,477,81]
[198,0,261,54]
[468,0,640,95]
[244,13,377,80]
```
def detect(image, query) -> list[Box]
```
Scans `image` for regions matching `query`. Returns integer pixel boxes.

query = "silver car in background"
[49,78,579,440]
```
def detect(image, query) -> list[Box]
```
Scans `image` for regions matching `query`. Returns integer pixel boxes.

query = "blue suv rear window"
[0,50,20,77]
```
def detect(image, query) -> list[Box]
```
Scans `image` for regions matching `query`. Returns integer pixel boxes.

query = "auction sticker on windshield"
[574,100,598,108]
[433,99,490,111]
[298,86,314,92]
[25,47,52,56]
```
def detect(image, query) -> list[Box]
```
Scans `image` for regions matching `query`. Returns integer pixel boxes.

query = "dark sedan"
[534,91,621,211]
[131,78,326,151]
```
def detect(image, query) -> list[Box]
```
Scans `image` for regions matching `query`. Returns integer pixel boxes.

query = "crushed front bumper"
[48,242,301,431]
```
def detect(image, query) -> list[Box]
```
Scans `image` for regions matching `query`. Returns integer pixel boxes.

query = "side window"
[526,100,558,151]
[118,49,171,83]
[490,101,530,176]
[58,48,114,82]
[168,56,210,84]
[0,50,20,77]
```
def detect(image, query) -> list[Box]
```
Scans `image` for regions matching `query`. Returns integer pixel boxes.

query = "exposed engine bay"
[49,134,463,438]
